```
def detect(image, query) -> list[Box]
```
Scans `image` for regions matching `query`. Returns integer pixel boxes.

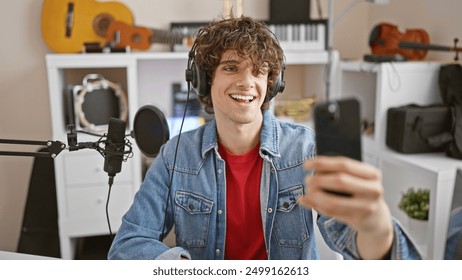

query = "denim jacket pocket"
[273,185,309,247]
[174,191,213,248]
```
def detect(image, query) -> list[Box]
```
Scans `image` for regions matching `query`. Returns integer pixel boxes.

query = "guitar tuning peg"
[454,38,459,61]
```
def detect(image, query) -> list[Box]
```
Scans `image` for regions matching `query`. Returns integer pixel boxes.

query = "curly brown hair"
[191,16,285,114]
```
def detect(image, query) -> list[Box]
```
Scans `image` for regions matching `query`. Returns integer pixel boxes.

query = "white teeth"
[231,94,254,101]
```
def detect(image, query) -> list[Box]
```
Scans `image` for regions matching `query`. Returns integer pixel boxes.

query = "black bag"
[386,104,452,153]
[439,64,462,159]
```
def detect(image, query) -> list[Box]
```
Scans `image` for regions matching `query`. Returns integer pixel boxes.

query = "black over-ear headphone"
[185,44,286,101]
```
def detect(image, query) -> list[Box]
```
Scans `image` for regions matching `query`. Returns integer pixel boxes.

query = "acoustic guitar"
[41,0,190,53]
[41,0,134,53]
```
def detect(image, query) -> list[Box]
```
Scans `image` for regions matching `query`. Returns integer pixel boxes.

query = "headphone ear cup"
[267,66,286,101]
[191,62,210,97]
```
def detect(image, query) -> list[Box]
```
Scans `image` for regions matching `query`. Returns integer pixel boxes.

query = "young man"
[108,16,420,260]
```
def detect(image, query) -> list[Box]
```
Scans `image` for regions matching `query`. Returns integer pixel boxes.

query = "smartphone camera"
[325,101,341,124]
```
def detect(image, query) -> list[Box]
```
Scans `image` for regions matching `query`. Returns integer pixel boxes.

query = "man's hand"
[298,156,393,259]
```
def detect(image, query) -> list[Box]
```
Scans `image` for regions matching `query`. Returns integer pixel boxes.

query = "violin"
[369,23,430,60]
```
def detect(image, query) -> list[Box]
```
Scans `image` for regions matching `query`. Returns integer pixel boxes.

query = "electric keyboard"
[267,20,327,51]
[170,20,327,52]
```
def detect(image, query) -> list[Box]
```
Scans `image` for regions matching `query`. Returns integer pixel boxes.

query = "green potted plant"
[398,187,430,245]
[398,188,430,221]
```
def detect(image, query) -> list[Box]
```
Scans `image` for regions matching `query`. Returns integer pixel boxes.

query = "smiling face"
[210,50,269,127]
[192,17,285,115]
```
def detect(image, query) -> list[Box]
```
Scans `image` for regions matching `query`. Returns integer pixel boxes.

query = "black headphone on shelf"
[185,43,286,101]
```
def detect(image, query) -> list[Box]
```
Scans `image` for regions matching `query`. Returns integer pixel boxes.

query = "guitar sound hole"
[93,13,115,37]
[132,34,141,44]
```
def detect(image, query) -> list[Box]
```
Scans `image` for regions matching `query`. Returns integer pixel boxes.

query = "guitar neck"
[106,21,190,51]
[149,28,185,45]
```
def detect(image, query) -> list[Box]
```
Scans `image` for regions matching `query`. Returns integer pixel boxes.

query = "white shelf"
[340,60,442,72]
[340,60,459,259]
[381,149,462,174]
[340,60,443,150]
[46,49,332,65]
[380,151,459,259]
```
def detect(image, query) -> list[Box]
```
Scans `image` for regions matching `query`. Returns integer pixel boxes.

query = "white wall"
[1,0,461,253]
[0,0,51,253]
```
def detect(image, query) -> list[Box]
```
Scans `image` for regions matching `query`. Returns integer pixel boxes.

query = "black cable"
[159,82,191,241]
[103,140,132,242]
[106,176,115,241]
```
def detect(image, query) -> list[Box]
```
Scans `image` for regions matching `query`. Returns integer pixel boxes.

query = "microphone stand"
[0,139,66,158]
[1,125,131,242]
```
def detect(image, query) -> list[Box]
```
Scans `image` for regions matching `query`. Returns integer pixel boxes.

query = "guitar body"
[41,0,134,53]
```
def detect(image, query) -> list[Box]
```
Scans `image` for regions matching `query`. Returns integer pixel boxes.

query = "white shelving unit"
[380,149,462,259]
[45,50,337,259]
[339,60,462,259]
[46,53,143,260]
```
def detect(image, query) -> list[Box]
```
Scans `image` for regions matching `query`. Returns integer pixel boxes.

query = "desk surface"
[0,251,57,260]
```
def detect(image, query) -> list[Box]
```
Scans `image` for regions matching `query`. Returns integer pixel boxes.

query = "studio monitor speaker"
[269,0,311,23]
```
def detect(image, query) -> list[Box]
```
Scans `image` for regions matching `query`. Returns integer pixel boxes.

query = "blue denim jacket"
[108,110,421,260]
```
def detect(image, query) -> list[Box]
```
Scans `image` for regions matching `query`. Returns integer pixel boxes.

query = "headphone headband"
[185,19,285,100]
[185,46,285,100]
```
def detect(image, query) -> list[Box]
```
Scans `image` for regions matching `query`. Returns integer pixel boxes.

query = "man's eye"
[224,66,237,72]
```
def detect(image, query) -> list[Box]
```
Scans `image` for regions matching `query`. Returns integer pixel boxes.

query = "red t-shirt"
[218,143,267,260]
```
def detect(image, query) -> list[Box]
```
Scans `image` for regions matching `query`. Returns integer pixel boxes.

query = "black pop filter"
[132,105,170,157]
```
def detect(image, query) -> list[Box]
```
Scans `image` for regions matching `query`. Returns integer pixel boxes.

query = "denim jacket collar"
[201,118,217,159]
[201,110,281,159]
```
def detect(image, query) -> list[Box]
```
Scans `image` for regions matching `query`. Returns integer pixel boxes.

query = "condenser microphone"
[104,117,127,179]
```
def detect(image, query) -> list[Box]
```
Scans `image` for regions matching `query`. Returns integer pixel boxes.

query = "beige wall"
[0,0,460,253]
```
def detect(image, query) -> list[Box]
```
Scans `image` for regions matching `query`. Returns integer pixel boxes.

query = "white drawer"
[63,151,133,185]
[65,184,133,220]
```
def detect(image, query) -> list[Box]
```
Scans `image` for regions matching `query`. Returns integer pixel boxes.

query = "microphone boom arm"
[0,139,66,158]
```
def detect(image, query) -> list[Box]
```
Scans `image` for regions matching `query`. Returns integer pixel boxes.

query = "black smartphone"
[313,98,362,196]
[314,97,362,161]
